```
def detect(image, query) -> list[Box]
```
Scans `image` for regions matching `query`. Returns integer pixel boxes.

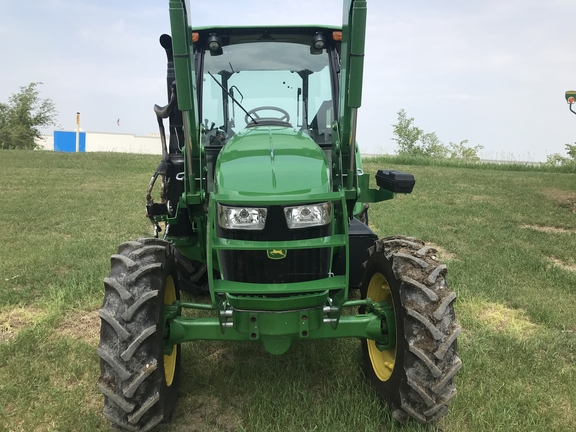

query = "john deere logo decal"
[267,249,287,260]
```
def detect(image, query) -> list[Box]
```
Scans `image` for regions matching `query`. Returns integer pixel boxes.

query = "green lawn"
[0,150,575,431]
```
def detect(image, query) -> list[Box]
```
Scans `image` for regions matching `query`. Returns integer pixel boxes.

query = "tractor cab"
[196,27,340,148]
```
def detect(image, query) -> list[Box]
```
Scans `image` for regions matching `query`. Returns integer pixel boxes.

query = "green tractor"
[97,1,461,430]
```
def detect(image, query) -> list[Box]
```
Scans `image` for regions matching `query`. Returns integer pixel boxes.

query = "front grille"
[217,206,331,283]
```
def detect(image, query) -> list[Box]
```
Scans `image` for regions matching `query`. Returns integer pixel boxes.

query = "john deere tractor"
[97,1,461,430]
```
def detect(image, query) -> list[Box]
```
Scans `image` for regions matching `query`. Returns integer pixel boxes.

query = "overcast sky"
[1,0,575,162]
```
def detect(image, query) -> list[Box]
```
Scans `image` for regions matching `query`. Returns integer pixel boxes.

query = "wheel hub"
[366,272,397,381]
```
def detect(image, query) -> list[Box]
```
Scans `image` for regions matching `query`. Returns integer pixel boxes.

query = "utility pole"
[75,112,80,152]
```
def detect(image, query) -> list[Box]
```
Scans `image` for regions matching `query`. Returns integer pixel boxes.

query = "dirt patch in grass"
[206,347,235,364]
[427,242,459,261]
[55,309,100,346]
[542,188,576,213]
[173,395,243,432]
[521,224,576,234]
[557,398,574,425]
[546,257,576,273]
[0,307,44,344]
[469,194,491,202]
[477,303,537,338]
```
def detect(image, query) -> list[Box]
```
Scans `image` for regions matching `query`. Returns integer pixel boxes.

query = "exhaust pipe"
[159,34,184,155]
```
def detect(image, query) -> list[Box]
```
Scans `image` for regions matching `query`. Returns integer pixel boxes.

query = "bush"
[545,143,576,167]
[448,140,484,162]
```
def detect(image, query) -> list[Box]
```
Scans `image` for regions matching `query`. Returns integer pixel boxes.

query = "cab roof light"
[332,31,342,41]
[192,32,199,43]
[207,33,221,51]
[312,33,326,50]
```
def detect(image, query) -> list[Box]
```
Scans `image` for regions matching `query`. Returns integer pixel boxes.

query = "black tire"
[360,236,461,424]
[98,238,181,431]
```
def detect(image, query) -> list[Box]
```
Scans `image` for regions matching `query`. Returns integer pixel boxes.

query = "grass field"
[0,150,575,432]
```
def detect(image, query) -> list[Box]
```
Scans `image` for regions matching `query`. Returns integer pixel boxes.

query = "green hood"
[214,127,330,199]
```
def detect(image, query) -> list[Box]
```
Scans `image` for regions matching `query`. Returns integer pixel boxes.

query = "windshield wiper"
[207,71,257,124]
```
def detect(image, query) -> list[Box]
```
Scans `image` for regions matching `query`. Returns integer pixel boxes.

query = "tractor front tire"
[98,238,181,432]
[360,236,461,424]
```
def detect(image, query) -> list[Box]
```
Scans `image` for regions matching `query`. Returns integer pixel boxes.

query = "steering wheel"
[245,106,291,124]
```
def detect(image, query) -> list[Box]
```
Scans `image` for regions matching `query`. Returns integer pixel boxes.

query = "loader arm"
[338,0,367,194]
[169,0,201,195]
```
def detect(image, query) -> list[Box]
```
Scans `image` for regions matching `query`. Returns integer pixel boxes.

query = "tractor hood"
[214,127,330,199]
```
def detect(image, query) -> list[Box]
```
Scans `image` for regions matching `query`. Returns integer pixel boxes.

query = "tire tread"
[98,238,180,431]
[361,235,461,424]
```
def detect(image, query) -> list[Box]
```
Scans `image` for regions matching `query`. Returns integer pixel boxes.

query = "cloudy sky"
[1,0,575,161]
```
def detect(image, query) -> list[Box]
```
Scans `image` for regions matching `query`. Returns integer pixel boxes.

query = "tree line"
[392,108,576,166]
[391,109,483,161]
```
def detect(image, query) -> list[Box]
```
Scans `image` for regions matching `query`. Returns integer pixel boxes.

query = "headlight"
[284,202,331,229]
[218,205,267,230]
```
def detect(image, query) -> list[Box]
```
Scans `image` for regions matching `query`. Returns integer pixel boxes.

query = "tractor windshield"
[201,40,334,145]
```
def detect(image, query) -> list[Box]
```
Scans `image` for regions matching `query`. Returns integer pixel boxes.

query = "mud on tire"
[360,236,461,424]
[98,238,181,432]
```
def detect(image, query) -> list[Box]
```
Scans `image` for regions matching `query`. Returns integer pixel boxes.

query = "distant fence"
[354,154,542,165]
[478,159,541,166]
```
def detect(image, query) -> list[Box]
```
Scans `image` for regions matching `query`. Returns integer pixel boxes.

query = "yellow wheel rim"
[163,275,177,386]
[366,272,396,381]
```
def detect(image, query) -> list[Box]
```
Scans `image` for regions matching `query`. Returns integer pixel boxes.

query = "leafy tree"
[0,83,58,150]
[391,109,483,160]
[391,109,423,156]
